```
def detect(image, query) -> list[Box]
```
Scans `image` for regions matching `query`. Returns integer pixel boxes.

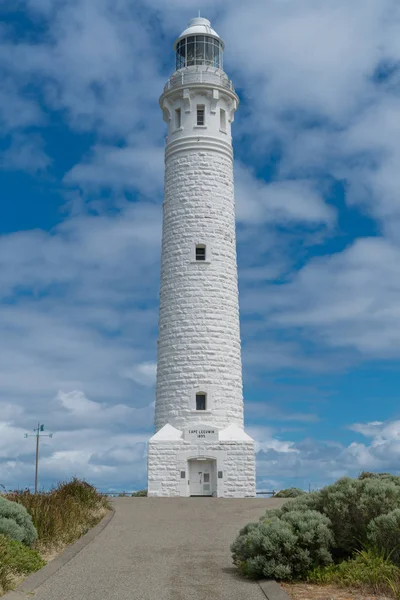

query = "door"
[189,461,213,496]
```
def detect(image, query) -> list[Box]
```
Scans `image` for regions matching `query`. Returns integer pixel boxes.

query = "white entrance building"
[147,17,256,498]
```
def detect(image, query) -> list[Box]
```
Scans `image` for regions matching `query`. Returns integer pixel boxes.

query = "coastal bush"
[0,534,45,594]
[131,490,147,497]
[274,477,400,558]
[275,488,305,498]
[233,473,400,584]
[367,509,400,565]
[0,497,37,546]
[231,510,333,580]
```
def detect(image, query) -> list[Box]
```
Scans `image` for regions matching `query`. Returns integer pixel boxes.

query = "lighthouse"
[147,17,256,498]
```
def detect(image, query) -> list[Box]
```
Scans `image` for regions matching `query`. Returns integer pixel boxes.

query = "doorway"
[188,459,215,496]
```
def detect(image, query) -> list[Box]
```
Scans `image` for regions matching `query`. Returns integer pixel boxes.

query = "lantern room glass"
[176,35,223,70]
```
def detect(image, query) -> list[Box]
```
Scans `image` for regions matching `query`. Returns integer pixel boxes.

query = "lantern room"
[174,17,224,71]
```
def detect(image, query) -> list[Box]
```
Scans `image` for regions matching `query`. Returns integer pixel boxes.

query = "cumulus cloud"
[255,418,400,490]
[1,0,400,491]
[235,164,335,226]
[0,133,50,173]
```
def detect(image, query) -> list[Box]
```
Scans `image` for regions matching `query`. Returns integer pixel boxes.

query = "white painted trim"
[165,135,233,160]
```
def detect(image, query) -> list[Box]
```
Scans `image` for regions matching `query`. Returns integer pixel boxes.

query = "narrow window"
[196,393,206,411]
[175,108,181,129]
[220,108,226,132]
[197,105,205,126]
[195,244,206,261]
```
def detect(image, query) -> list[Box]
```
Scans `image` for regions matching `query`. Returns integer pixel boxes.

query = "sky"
[1,0,400,494]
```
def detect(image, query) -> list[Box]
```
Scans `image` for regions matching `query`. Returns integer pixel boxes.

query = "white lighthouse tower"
[147,17,256,498]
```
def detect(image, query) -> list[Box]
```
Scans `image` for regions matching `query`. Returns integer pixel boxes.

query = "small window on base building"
[195,245,206,261]
[196,393,207,411]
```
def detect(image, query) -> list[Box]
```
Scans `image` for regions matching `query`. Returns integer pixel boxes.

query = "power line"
[24,423,54,494]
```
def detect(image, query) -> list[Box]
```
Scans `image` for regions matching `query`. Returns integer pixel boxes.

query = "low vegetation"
[232,472,400,597]
[131,490,147,497]
[0,478,110,595]
[274,488,306,498]
[307,549,400,597]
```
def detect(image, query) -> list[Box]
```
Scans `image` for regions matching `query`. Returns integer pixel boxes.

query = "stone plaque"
[184,426,219,442]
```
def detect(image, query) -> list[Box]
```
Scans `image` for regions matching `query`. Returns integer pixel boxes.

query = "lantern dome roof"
[174,17,224,50]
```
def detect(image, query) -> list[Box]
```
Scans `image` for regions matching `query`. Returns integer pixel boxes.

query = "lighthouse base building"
[147,17,256,498]
[148,426,255,498]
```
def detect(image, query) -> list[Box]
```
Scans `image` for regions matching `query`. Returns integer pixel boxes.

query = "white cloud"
[64,145,165,196]
[0,133,51,173]
[125,362,157,387]
[1,0,400,491]
[242,236,400,358]
[235,164,335,226]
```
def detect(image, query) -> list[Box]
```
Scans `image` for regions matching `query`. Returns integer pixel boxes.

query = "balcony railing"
[164,68,234,93]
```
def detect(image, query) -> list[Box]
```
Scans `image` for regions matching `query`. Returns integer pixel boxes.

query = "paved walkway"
[16,497,286,600]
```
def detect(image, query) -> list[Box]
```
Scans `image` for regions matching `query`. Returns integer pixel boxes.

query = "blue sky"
[1,0,400,493]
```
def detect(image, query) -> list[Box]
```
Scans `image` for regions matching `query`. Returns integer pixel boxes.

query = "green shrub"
[367,508,400,565]
[0,497,37,546]
[359,472,400,485]
[274,477,400,559]
[4,536,45,574]
[232,474,400,583]
[231,510,333,580]
[131,490,147,497]
[0,517,27,544]
[307,548,400,596]
[275,488,305,498]
[0,534,45,594]
[0,535,13,594]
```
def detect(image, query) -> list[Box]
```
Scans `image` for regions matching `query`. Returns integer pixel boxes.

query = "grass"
[0,478,111,595]
[306,548,400,597]
[4,478,110,549]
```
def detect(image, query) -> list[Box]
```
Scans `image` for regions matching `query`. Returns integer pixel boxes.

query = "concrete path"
[12,497,286,600]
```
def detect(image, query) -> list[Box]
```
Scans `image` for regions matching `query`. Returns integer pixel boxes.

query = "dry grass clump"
[307,548,400,597]
[4,478,110,551]
[0,478,110,595]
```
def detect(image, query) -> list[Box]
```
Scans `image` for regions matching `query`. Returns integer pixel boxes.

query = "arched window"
[196,393,207,411]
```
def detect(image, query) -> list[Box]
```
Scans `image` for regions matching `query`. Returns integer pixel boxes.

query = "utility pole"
[24,423,53,494]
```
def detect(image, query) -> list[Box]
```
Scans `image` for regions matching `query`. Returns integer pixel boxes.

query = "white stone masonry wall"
[148,439,256,498]
[155,149,244,432]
